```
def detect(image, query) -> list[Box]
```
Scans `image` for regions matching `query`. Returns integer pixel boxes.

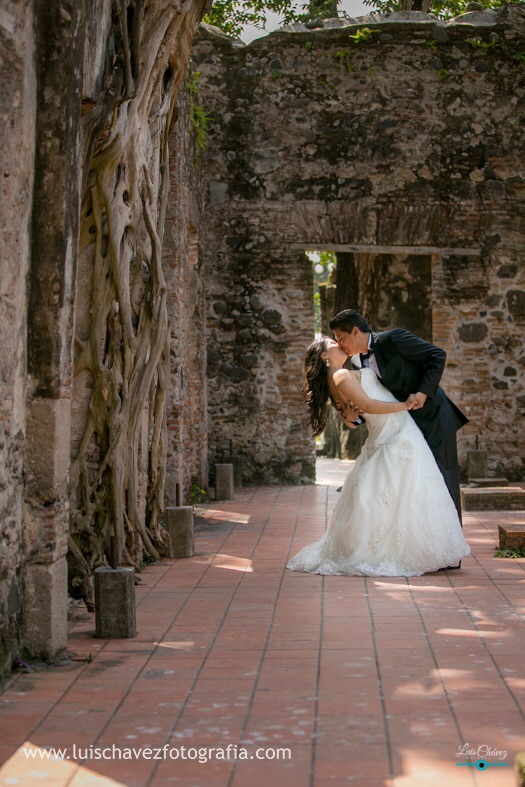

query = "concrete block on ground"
[498,524,525,550]
[227,455,243,487]
[166,506,194,558]
[165,470,183,506]
[461,486,525,511]
[22,557,68,660]
[467,449,487,480]
[94,567,136,638]
[215,464,234,500]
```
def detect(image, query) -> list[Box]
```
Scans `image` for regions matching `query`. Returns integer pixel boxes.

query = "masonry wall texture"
[0,0,35,673]
[164,85,208,503]
[193,6,525,483]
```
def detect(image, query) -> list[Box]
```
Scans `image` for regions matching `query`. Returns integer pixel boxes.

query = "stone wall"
[193,6,525,482]
[0,0,35,674]
[164,84,208,503]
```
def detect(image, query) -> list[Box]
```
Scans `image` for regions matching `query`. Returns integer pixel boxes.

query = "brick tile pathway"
[1,460,524,787]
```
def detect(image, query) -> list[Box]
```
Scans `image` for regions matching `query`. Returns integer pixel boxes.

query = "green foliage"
[348,27,378,43]
[436,67,449,77]
[189,484,209,505]
[362,0,521,20]
[494,547,525,558]
[204,0,344,38]
[140,551,159,567]
[186,71,212,151]
[308,251,337,333]
[335,49,354,71]
[271,68,281,78]
[466,35,505,50]
[515,51,525,63]
[204,0,309,39]
[305,40,314,50]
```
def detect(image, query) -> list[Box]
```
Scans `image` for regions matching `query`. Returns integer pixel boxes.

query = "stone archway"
[193,9,525,484]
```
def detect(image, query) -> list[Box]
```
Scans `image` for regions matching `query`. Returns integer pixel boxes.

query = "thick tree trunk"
[69,0,210,596]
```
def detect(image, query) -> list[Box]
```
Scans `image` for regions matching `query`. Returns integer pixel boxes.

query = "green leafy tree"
[205,0,339,38]
[363,0,521,18]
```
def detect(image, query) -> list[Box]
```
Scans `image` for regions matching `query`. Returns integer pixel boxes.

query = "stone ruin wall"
[193,6,525,484]
[164,87,209,502]
[0,0,35,673]
[0,0,207,673]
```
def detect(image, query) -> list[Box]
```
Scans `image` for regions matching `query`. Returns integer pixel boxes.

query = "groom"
[329,309,469,527]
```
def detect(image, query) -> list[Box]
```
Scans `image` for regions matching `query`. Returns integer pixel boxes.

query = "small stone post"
[467,436,487,481]
[94,566,136,638]
[227,440,243,487]
[467,449,487,480]
[165,506,194,558]
[215,463,234,500]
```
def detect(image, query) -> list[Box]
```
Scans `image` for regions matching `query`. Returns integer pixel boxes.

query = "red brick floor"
[1,459,524,787]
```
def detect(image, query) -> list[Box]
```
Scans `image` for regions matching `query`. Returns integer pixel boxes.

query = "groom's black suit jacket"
[353,329,469,449]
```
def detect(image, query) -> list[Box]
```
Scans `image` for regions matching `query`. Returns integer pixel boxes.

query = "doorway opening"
[304,247,434,461]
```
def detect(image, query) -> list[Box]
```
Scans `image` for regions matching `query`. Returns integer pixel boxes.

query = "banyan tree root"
[69,0,210,593]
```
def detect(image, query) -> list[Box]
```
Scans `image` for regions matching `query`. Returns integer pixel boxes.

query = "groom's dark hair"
[330,309,372,334]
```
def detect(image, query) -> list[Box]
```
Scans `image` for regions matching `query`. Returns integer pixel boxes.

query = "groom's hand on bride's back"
[341,401,364,427]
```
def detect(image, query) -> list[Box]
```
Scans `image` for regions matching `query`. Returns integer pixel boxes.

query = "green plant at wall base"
[437,68,449,78]
[426,39,438,49]
[305,41,314,50]
[514,51,525,63]
[189,484,209,505]
[494,547,525,558]
[271,68,281,78]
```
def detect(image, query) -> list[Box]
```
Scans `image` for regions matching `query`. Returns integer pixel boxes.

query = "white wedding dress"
[287,368,471,577]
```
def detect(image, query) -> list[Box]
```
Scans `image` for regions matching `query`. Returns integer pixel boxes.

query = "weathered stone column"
[0,0,36,675]
[22,0,85,661]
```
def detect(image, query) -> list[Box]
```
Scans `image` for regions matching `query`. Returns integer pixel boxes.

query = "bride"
[287,337,471,577]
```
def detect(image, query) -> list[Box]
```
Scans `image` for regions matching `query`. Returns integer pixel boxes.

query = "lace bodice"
[357,368,408,441]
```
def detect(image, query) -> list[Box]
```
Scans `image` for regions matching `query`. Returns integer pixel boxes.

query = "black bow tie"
[361,346,375,361]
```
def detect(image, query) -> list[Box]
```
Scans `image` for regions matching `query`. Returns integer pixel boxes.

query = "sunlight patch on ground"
[0,741,125,786]
[154,641,196,651]
[394,748,475,785]
[197,509,251,523]
[436,627,509,639]
[212,554,254,572]
[372,581,454,593]
[191,553,253,572]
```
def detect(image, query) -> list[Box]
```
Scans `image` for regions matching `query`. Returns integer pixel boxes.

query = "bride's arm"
[333,369,413,414]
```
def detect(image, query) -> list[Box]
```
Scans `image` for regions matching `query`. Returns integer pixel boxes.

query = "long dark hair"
[303,336,336,437]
